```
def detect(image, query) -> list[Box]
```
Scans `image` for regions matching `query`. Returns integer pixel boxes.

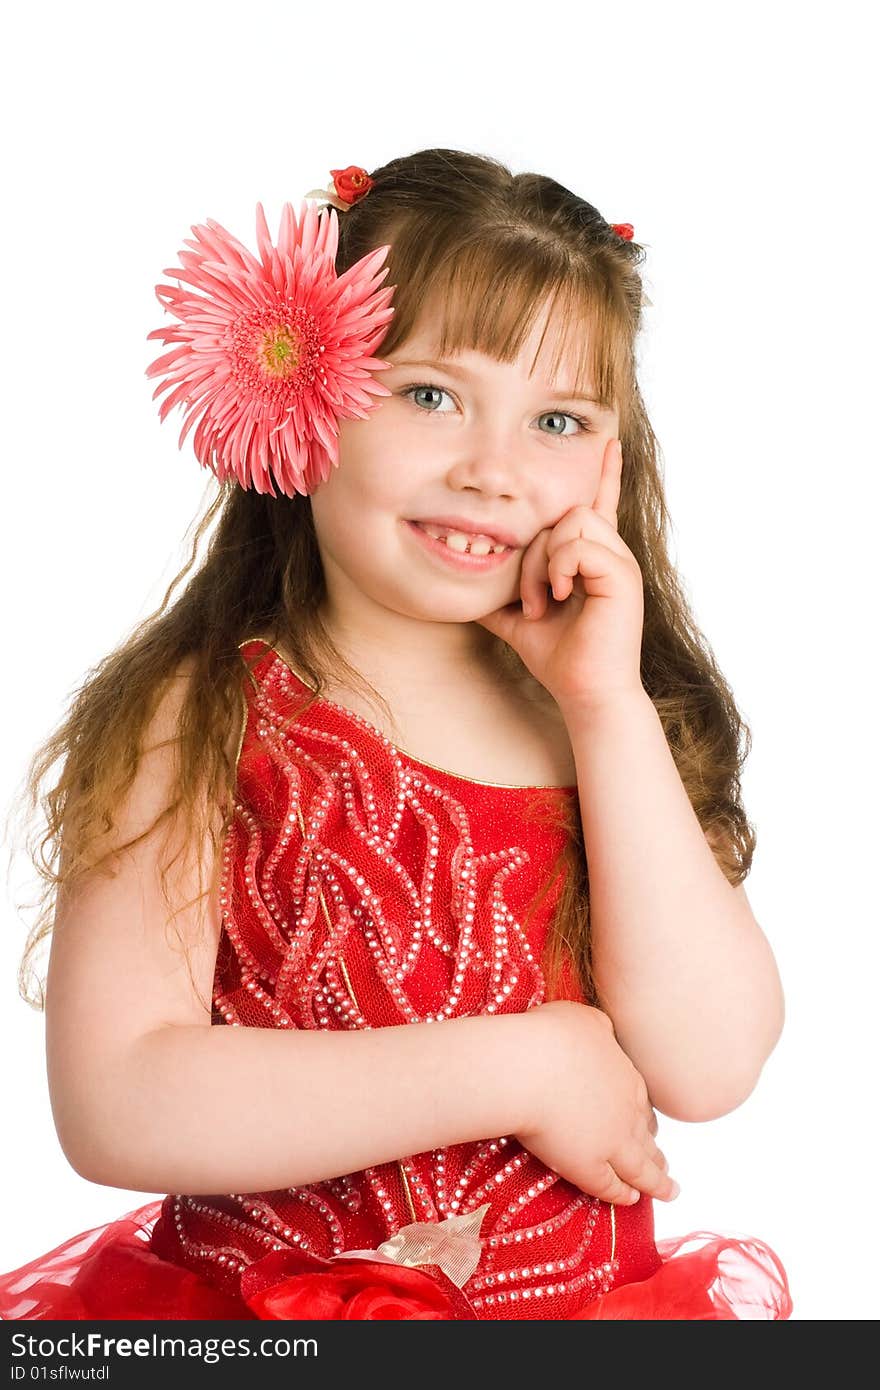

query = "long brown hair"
[8,147,754,1013]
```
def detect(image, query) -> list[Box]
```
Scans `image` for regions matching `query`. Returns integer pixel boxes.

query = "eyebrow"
[389,358,613,412]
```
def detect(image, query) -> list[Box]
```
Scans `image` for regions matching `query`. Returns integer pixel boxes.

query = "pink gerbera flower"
[145,201,396,498]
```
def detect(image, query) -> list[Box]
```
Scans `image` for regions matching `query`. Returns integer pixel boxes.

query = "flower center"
[259,326,300,377]
[228,301,325,406]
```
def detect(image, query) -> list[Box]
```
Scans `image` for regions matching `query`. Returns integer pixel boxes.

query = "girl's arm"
[561,688,785,1120]
[70,1013,539,1194]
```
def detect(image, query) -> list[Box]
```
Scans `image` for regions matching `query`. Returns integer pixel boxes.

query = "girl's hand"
[513,1000,680,1206]
[475,438,645,713]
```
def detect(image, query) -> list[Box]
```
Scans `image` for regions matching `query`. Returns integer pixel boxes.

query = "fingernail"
[522,602,534,618]
[669,1180,681,1199]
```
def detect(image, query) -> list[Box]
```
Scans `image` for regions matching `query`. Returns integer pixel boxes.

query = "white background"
[1,0,876,1322]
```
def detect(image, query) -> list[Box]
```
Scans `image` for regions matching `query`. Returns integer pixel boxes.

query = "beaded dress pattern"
[148,640,661,1318]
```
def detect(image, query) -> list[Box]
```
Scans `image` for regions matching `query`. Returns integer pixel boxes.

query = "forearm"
[63,1013,537,1194]
[563,689,784,1121]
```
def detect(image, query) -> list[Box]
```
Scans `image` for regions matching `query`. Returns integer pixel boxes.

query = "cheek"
[540,464,602,525]
[310,463,407,557]
[335,419,426,511]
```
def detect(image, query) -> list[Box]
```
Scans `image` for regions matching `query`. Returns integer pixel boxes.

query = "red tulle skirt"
[0,1201,792,1321]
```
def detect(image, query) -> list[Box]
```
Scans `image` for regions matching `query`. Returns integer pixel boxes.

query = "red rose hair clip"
[303,164,375,211]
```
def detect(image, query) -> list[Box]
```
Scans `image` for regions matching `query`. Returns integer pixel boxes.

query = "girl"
[0,149,792,1321]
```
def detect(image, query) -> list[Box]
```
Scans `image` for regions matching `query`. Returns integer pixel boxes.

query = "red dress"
[0,640,792,1321]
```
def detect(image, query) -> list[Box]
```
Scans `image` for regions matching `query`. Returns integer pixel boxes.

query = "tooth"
[444,532,472,552]
[417,522,508,553]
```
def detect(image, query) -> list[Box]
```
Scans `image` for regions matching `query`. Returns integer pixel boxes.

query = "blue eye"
[403,384,452,413]
[399,383,595,442]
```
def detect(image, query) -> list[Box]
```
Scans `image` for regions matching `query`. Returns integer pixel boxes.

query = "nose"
[444,425,524,498]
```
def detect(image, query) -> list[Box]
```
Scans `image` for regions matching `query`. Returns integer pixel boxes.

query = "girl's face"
[309,304,620,633]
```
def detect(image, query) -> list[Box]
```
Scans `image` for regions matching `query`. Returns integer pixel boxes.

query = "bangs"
[377,225,632,414]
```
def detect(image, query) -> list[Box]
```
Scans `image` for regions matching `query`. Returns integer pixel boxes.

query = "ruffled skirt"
[0,1200,793,1321]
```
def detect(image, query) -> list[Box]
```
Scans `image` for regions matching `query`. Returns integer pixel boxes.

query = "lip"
[404,519,517,572]
[409,516,521,550]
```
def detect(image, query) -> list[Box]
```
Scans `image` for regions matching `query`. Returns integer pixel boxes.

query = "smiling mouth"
[404,519,516,571]
[409,521,511,555]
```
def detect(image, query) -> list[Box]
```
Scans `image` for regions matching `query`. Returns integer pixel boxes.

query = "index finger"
[592,437,622,529]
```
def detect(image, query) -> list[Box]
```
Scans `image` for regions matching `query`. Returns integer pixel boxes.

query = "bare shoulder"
[395,670,577,786]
